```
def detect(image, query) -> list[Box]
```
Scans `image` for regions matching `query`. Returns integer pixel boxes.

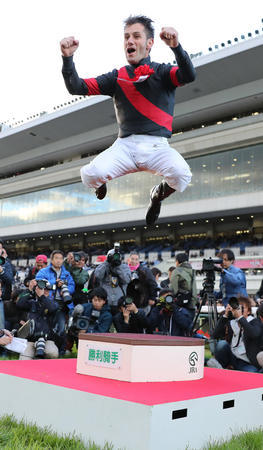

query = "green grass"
[203,428,263,449]
[0,416,262,450]
[0,415,113,449]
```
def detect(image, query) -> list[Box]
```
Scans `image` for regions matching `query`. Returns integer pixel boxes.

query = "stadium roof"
[0,34,263,177]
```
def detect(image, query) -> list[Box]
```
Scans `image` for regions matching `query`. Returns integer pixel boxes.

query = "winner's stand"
[0,334,263,450]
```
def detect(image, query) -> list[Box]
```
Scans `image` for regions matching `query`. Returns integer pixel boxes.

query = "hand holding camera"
[0,329,13,346]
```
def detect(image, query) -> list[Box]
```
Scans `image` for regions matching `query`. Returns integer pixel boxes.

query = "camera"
[107,242,121,267]
[35,336,46,358]
[228,297,241,310]
[202,258,223,272]
[157,294,174,311]
[120,297,134,307]
[73,252,82,262]
[57,280,72,303]
[35,279,52,290]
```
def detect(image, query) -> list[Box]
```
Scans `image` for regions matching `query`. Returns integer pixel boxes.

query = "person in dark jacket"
[127,252,158,308]
[0,253,14,302]
[4,288,27,332]
[60,15,196,226]
[72,287,112,333]
[160,266,176,289]
[113,296,147,333]
[256,304,263,370]
[209,296,262,372]
[147,288,193,336]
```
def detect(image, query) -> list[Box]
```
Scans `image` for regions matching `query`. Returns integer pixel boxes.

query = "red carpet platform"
[1,359,263,449]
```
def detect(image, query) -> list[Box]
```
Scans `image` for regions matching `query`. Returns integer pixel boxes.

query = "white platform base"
[1,368,263,450]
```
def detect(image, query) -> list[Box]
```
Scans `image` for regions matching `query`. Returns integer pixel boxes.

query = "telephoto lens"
[60,283,72,303]
[35,337,46,358]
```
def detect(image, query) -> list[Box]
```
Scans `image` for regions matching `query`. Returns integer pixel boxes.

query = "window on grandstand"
[0,144,262,227]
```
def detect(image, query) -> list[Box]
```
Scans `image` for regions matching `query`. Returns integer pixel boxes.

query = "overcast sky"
[1,0,262,124]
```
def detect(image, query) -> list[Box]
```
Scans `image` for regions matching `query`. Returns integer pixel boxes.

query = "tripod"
[191,270,218,353]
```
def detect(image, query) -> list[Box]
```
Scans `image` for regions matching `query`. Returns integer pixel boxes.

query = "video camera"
[202,258,223,272]
[107,242,121,267]
[68,307,101,335]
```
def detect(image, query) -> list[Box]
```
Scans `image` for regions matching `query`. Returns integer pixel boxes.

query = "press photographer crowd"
[0,242,263,373]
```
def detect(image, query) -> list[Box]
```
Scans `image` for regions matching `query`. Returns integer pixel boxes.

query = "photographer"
[170,253,197,319]
[113,296,147,333]
[17,279,59,360]
[35,250,75,355]
[0,247,14,302]
[209,296,262,372]
[24,254,48,287]
[70,287,112,334]
[0,282,5,329]
[216,248,247,307]
[256,304,263,371]
[127,252,158,309]
[64,251,89,305]
[148,288,193,336]
[94,244,131,314]
[4,288,28,332]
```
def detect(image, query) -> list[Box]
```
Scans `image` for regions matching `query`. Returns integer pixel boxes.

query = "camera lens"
[165,295,173,304]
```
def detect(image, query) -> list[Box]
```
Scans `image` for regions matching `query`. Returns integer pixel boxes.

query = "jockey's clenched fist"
[60,36,79,57]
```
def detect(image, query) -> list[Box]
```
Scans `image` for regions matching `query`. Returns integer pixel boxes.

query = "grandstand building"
[0,33,263,262]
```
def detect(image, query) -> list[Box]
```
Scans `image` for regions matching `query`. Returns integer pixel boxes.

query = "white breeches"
[80,134,191,192]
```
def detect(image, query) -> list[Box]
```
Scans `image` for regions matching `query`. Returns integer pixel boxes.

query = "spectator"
[148,288,193,336]
[17,279,59,360]
[255,279,263,305]
[94,247,131,314]
[208,296,262,372]
[64,251,89,305]
[113,296,146,333]
[160,266,176,288]
[35,250,75,355]
[0,248,14,301]
[170,253,197,319]
[0,282,4,329]
[4,288,27,332]
[72,287,112,334]
[216,248,247,307]
[151,267,162,289]
[127,252,158,308]
[24,254,48,287]
[256,304,263,371]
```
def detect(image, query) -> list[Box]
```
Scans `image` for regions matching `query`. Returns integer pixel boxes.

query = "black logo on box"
[188,352,198,374]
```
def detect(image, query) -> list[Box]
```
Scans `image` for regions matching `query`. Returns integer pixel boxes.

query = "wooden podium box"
[77,333,205,382]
